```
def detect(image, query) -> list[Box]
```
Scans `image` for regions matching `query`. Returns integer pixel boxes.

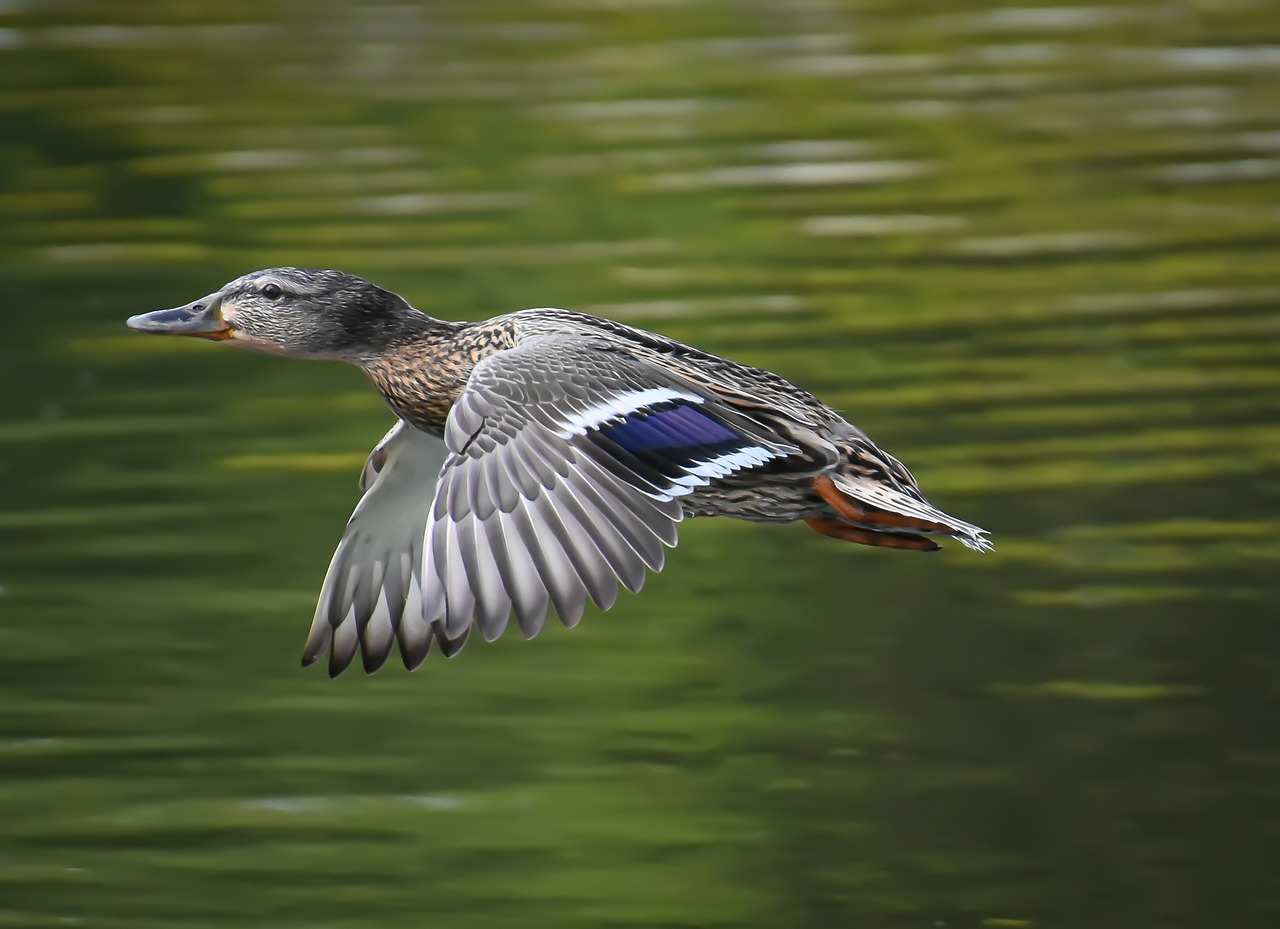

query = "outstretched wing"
[421,333,801,643]
[305,334,801,677]
[302,421,464,677]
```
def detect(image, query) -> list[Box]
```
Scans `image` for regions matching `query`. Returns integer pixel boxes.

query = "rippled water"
[2,1,1279,927]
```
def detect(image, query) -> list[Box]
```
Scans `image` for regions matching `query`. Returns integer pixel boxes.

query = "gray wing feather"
[525,491,590,628]
[440,516,477,635]
[437,625,471,658]
[397,568,432,670]
[554,473,648,594]
[359,422,402,493]
[566,452,677,564]
[541,483,619,614]
[305,421,450,677]
[361,587,396,674]
[329,607,359,678]
[462,514,511,642]
[494,508,550,638]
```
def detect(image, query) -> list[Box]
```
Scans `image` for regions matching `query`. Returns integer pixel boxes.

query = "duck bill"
[126,298,232,341]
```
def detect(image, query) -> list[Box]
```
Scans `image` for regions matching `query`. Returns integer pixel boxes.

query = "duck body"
[127,268,990,677]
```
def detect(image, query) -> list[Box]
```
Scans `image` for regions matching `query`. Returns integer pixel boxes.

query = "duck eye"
[261,283,283,300]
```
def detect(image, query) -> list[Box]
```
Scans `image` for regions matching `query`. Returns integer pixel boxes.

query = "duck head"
[126,267,431,365]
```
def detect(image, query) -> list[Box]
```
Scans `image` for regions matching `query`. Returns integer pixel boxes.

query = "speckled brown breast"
[365,321,518,433]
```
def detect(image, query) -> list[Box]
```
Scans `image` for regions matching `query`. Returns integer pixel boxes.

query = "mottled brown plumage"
[127,267,991,677]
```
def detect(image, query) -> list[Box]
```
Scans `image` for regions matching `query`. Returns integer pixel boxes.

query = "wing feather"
[361,588,396,674]
[305,421,449,677]
[553,471,648,595]
[441,516,477,636]
[494,508,550,637]
[546,483,621,612]
[329,607,359,679]
[398,568,432,670]
[525,490,590,627]
[466,515,512,642]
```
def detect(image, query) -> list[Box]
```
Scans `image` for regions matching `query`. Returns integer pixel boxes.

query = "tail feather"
[814,474,993,553]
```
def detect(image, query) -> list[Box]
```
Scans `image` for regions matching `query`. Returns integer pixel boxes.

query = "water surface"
[2,1,1279,927]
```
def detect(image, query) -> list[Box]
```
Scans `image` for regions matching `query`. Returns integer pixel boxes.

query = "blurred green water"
[2,1,1279,926]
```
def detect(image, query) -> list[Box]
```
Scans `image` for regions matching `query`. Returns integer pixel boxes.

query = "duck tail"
[810,473,993,553]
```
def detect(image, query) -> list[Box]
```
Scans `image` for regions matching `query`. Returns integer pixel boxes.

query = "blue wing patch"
[596,399,778,486]
[604,402,738,454]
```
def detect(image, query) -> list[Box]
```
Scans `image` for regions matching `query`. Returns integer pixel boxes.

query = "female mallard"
[127,268,991,677]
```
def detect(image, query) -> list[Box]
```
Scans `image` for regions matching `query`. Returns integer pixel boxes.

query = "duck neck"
[362,311,472,434]
[391,309,465,348]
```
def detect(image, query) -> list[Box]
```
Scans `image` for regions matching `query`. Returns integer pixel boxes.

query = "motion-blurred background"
[2,2,1279,927]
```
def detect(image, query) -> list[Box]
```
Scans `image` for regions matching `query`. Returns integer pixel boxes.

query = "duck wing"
[423,333,801,643]
[304,334,801,676]
[302,420,463,677]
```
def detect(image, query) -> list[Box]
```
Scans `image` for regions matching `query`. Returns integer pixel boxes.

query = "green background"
[2,1,1278,926]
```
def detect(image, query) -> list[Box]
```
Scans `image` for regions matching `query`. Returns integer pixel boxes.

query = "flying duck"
[127,268,991,677]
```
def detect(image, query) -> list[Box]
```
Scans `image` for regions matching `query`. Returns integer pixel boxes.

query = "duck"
[127,267,991,677]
